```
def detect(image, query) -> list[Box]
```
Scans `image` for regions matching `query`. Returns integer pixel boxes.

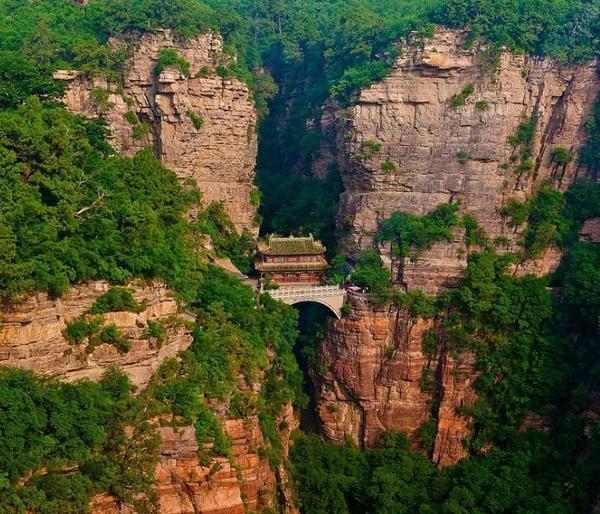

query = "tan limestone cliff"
[55,29,258,234]
[332,28,598,294]
[314,29,599,467]
[0,281,191,390]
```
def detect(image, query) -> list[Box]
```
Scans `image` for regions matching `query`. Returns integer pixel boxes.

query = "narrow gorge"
[0,1,599,513]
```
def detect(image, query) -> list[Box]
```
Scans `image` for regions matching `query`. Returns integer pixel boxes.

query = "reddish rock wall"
[91,405,298,514]
[431,350,478,467]
[317,292,434,446]
[56,29,258,235]
[316,291,477,466]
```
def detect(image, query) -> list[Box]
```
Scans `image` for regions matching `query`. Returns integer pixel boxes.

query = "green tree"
[350,249,392,304]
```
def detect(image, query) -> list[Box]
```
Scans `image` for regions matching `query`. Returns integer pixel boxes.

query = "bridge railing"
[266,285,344,300]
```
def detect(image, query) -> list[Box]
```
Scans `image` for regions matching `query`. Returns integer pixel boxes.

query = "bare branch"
[74,192,106,217]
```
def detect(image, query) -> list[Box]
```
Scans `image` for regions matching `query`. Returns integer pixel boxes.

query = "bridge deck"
[266,285,346,318]
[267,285,343,299]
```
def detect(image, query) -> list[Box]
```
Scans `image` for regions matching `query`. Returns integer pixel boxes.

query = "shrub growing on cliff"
[63,317,103,344]
[381,159,397,172]
[198,201,255,274]
[145,320,167,346]
[449,83,475,108]
[501,198,529,227]
[393,289,437,317]
[501,184,569,259]
[153,48,190,77]
[124,111,138,125]
[91,323,131,353]
[521,185,567,258]
[89,287,146,314]
[456,149,470,164]
[461,214,488,247]
[350,249,392,304]
[148,266,302,462]
[132,122,149,139]
[550,146,572,165]
[354,140,382,162]
[216,65,235,79]
[508,118,537,163]
[89,87,113,113]
[378,203,461,259]
[186,110,204,129]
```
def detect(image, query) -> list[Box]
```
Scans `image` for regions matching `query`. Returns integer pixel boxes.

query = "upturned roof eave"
[255,262,330,272]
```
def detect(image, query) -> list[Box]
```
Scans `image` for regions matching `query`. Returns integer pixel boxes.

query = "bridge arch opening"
[287,298,341,319]
[265,285,346,319]
[292,302,338,433]
[265,286,346,433]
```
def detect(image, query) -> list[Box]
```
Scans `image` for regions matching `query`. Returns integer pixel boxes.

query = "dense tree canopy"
[291,428,597,514]
[0,0,599,512]
[0,368,159,512]
[0,99,203,301]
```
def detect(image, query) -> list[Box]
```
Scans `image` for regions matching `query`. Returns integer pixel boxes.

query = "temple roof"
[255,261,330,272]
[257,234,326,256]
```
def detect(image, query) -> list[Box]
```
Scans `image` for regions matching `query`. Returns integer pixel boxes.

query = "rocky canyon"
[1,0,599,509]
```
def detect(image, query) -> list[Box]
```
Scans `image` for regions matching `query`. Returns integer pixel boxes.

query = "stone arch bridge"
[266,285,346,319]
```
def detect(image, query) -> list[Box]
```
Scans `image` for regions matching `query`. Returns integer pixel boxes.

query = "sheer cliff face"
[317,29,599,466]
[93,406,297,514]
[317,292,476,467]
[317,293,435,446]
[335,28,598,293]
[57,30,258,235]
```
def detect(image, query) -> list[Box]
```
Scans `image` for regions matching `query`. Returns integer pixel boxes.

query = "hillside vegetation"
[0,0,598,512]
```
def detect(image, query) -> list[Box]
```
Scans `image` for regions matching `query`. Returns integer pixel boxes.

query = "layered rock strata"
[56,29,258,234]
[316,29,599,467]
[333,28,598,293]
[0,281,191,390]
[317,291,476,465]
[318,292,434,445]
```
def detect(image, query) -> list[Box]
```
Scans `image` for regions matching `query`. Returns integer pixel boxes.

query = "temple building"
[255,235,330,286]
